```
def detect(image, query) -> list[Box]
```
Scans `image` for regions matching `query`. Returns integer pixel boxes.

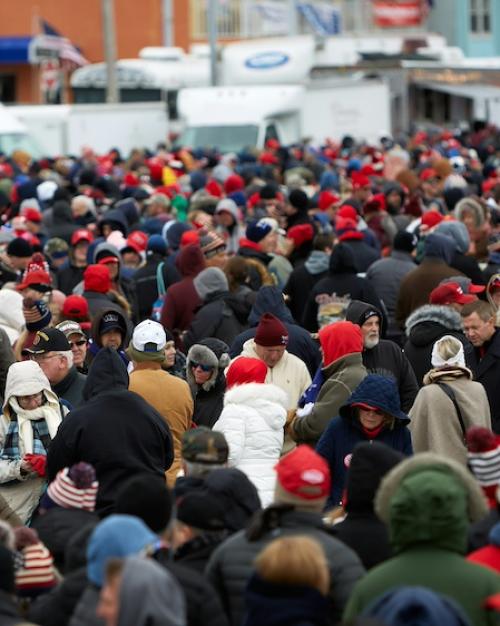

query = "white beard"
[364,336,380,350]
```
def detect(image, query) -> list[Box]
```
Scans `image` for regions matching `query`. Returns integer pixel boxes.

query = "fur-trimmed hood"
[486,272,500,311]
[186,342,230,392]
[405,304,463,336]
[223,382,288,428]
[375,452,488,554]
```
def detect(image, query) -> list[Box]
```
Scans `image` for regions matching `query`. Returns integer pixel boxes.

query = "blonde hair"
[254,536,330,596]
[434,335,462,362]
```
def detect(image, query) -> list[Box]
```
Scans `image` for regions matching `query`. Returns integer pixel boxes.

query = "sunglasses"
[190,361,214,373]
[69,340,87,348]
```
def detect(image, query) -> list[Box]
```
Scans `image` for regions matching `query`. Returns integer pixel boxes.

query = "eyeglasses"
[190,361,214,373]
[16,392,43,405]
[69,340,87,348]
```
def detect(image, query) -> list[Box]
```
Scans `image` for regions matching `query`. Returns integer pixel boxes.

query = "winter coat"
[213,383,288,507]
[129,366,193,487]
[302,244,383,332]
[186,341,229,429]
[345,300,418,412]
[31,507,99,572]
[284,252,329,324]
[230,286,321,377]
[410,367,491,464]
[473,329,500,434]
[68,585,102,626]
[56,262,87,296]
[366,251,416,340]
[404,305,477,386]
[0,589,38,626]
[292,353,367,447]
[242,574,330,626]
[435,219,485,284]
[234,339,311,410]
[396,241,464,328]
[316,375,412,507]
[183,291,249,353]
[0,328,14,405]
[48,201,78,243]
[332,442,404,570]
[46,348,174,516]
[52,366,87,409]
[81,290,118,320]
[206,507,365,626]
[340,236,380,273]
[132,252,180,322]
[343,454,500,626]
[161,245,205,337]
[0,289,24,347]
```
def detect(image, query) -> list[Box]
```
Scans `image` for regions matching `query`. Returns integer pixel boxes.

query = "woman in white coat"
[0,360,65,523]
[213,357,288,507]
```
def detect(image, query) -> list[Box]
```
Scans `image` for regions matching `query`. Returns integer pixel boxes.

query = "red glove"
[23,454,47,477]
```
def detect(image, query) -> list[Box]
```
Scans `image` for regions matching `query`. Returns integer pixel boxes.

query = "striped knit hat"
[15,542,57,597]
[45,463,98,511]
[466,427,500,508]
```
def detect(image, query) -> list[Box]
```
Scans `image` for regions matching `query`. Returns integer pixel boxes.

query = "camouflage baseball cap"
[44,237,69,260]
[182,427,229,465]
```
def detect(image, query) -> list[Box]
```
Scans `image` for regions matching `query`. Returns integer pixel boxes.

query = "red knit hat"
[226,357,268,389]
[224,174,245,194]
[337,205,359,222]
[83,264,111,294]
[287,223,314,248]
[275,446,331,508]
[46,463,98,511]
[255,313,289,347]
[466,426,500,509]
[15,539,58,597]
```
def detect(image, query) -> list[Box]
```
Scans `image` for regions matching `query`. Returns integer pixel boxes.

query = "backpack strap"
[156,262,166,298]
[435,382,467,445]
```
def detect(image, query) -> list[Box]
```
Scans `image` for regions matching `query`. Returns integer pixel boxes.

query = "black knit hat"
[288,189,309,213]
[7,237,33,258]
[177,492,226,531]
[114,474,173,533]
[393,231,417,253]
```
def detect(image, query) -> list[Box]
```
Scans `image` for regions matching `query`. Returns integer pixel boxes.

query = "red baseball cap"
[318,191,341,211]
[24,208,42,223]
[429,282,476,306]
[16,269,51,292]
[351,172,371,190]
[275,446,331,501]
[97,256,119,265]
[420,168,438,182]
[421,210,444,229]
[71,229,94,246]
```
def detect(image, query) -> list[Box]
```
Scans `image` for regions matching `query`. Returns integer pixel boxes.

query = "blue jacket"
[316,375,413,507]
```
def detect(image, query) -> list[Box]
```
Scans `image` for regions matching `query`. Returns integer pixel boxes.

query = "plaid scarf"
[1,418,51,461]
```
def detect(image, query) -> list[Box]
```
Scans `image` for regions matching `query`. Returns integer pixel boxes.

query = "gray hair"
[58,350,74,369]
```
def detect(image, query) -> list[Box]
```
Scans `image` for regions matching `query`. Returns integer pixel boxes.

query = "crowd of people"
[0,127,499,625]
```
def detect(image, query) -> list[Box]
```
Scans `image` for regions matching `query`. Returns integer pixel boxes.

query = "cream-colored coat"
[409,367,491,466]
[233,339,311,410]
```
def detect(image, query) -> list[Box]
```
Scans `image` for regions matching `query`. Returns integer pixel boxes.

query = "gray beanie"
[193,267,228,301]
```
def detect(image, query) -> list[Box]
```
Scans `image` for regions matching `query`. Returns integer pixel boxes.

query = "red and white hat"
[466,427,500,509]
[46,463,98,511]
[15,542,58,597]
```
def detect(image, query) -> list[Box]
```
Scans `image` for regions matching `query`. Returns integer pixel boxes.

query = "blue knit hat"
[246,219,272,243]
[147,234,167,256]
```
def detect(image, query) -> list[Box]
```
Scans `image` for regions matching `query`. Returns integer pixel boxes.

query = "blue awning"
[0,36,31,64]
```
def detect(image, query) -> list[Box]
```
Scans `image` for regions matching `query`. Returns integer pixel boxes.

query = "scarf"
[1,397,61,460]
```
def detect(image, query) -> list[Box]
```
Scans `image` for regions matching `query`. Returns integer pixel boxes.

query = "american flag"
[39,19,89,69]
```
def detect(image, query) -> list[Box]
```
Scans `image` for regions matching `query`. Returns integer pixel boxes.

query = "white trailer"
[11,102,169,157]
[0,103,44,157]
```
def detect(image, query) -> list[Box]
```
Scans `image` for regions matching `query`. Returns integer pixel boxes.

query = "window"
[470,0,491,34]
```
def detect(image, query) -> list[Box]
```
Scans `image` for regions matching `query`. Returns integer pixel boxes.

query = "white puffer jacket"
[213,382,288,507]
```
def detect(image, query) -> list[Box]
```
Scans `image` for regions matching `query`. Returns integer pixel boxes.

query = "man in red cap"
[57,229,93,296]
[232,313,311,410]
[429,282,477,311]
[206,445,364,626]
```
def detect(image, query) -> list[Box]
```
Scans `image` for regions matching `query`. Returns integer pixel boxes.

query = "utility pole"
[208,0,218,86]
[163,0,174,46]
[101,0,119,103]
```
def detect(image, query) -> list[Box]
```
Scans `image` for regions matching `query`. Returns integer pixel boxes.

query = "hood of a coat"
[52,200,74,225]
[93,241,121,266]
[304,250,330,276]
[118,557,185,626]
[405,304,463,341]
[423,366,473,386]
[175,244,205,278]
[3,361,55,410]
[339,374,410,424]
[375,453,488,554]
[223,382,288,429]
[423,233,455,265]
[99,208,128,236]
[82,347,129,401]
[186,340,230,392]
[329,242,357,274]
[345,441,404,514]
[486,272,500,309]
[319,320,363,367]
[345,299,383,328]
[248,285,294,326]
[114,198,139,227]
[435,221,470,254]
[90,305,130,348]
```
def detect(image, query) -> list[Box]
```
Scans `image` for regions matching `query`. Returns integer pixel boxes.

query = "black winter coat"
[132,253,180,322]
[46,348,174,516]
[0,589,28,626]
[28,567,88,626]
[230,286,321,377]
[473,329,500,433]
[284,258,328,324]
[302,244,383,332]
[451,251,485,285]
[183,291,249,352]
[52,366,87,409]
[49,201,78,243]
[56,263,86,296]
[206,507,365,626]
[192,374,226,428]
[403,304,477,386]
[341,238,380,273]
[31,507,98,572]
